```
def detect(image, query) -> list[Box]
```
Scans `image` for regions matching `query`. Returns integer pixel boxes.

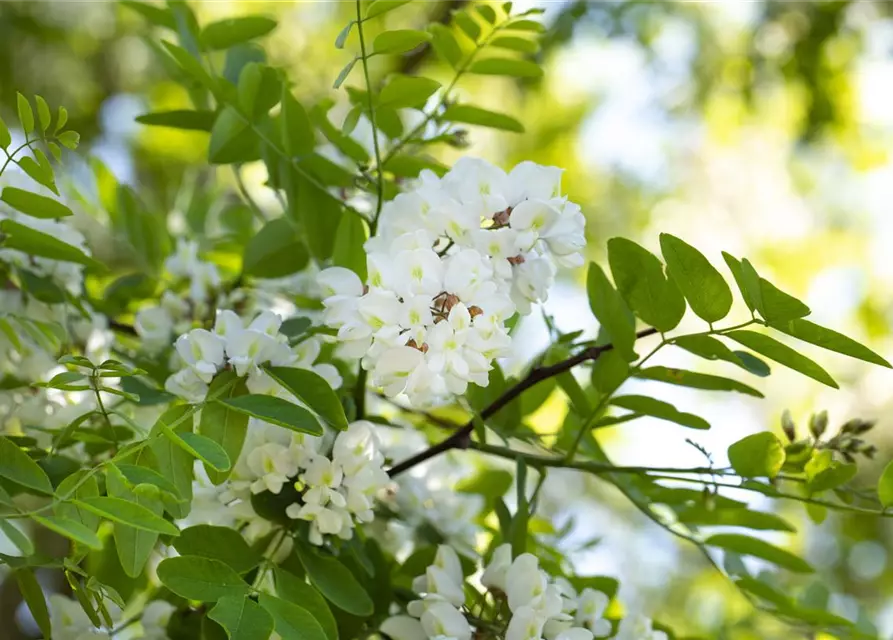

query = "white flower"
[134,305,174,350]
[505,605,547,640]
[574,589,612,638]
[420,601,472,640]
[246,442,298,494]
[164,367,208,401]
[174,328,225,382]
[554,629,594,640]
[615,615,667,640]
[381,616,427,640]
[505,554,561,616]
[481,543,512,592]
[333,420,384,476]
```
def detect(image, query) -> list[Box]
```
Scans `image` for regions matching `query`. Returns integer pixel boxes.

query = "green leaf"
[634,366,763,397]
[71,496,179,536]
[282,90,316,157]
[729,255,811,323]
[335,21,354,49]
[148,406,195,519]
[16,568,51,639]
[675,506,795,532]
[808,461,857,494]
[216,395,324,436]
[264,366,347,431]
[453,10,481,41]
[199,372,249,484]
[770,318,891,368]
[274,568,339,640]
[242,218,310,279]
[157,556,250,602]
[469,58,543,78]
[333,58,359,90]
[728,432,786,478]
[586,263,636,361]
[114,464,182,501]
[659,233,732,324]
[58,131,80,150]
[607,237,685,332]
[135,110,216,131]
[610,395,710,430]
[209,595,274,640]
[178,432,231,472]
[505,18,545,32]
[208,107,258,165]
[0,220,101,270]
[379,75,441,109]
[17,93,34,134]
[107,468,162,578]
[259,593,328,640]
[476,4,498,23]
[295,542,374,617]
[512,457,529,557]
[491,35,539,53]
[365,0,412,19]
[174,525,261,574]
[121,1,177,29]
[877,460,893,508]
[0,435,53,494]
[724,330,838,388]
[441,104,524,133]
[704,533,813,573]
[0,114,11,148]
[201,16,277,50]
[1,187,73,219]
[31,515,102,550]
[372,29,432,55]
[54,471,100,531]
[34,96,51,132]
[0,519,33,556]
[429,24,462,68]
[332,213,368,283]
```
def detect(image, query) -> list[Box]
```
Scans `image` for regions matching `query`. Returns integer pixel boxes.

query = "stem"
[355,0,385,233]
[91,372,117,454]
[387,327,658,477]
[354,367,368,419]
[0,139,33,177]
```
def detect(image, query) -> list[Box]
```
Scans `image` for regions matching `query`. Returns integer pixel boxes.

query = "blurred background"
[2,1,893,638]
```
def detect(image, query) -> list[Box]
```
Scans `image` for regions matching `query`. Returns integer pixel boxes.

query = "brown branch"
[387,327,659,477]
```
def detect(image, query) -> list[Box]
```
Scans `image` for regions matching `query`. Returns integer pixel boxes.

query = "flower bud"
[809,410,828,439]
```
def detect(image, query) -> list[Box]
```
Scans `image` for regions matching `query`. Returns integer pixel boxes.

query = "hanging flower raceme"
[318,158,586,406]
[380,543,663,640]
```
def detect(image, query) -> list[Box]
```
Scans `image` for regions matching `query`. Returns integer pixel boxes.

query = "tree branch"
[387,327,659,476]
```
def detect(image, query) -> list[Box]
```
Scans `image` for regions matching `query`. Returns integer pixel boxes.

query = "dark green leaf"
[264,367,347,431]
[705,533,813,573]
[724,330,837,388]
[259,593,328,640]
[295,542,374,617]
[372,29,432,55]
[586,263,636,361]
[441,104,524,133]
[135,110,216,131]
[148,406,195,519]
[634,366,763,397]
[660,233,732,323]
[476,4,497,23]
[178,433,231,472]
[610,395,710,430]
[208,107,258,165]
[453,10,481,41]
[0,114,11,148]
[429,24,462,68]
[31,515,102,550]
[122,1,177,29]
[16,569,51,638]
[201,16,277,50]
[1,187,72,219]
[174,525,261,574]
[332,213,368,283]
[727,432,785,478]
[274,568,339,640]
[216,395,324,436]
[607,237,685,332]
[491,35,539,53]
[675,506,795,532]
[282,90,316,157]
[114,464,182,500]
[0,435,53,494]
[771,318,891,368]
[0,520,33,556]
[199,371,249,484]
[158,556,250,602]
[107,467,162,578]
[243,218,310,279]
[469,58,543,78]
[0,220,102,270]
[71,496,179,536]
[505,18,545,32]
[379,76,441,109]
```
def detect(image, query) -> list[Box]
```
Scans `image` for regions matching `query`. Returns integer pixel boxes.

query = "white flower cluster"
[48,594,173,640]
[164,309,340,402]
[229,419,390,545]
[164,239,221,305]
[382,544,667,640]
[318,158,585,406]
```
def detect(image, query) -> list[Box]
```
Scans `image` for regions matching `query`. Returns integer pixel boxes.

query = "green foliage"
[157,555,250,601]
[295,542,374,617]
[216,395,324,436]
[728,432,786,479]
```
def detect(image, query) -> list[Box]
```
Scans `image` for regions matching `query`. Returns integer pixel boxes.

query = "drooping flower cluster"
[318,158,585,405]
[382,544,667,640]
[212,419,390,546]
[164,309,340,401]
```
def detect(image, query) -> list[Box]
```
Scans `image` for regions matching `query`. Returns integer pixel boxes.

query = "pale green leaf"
[728,432,785,478]
[441,104,524,133]
[724,330,838,388]
[660,233,732,323]
[0,435,53,494]
[705,533,813,573]
[1,187,73,219]
[610,395,710,430]
[201,16,277,50]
